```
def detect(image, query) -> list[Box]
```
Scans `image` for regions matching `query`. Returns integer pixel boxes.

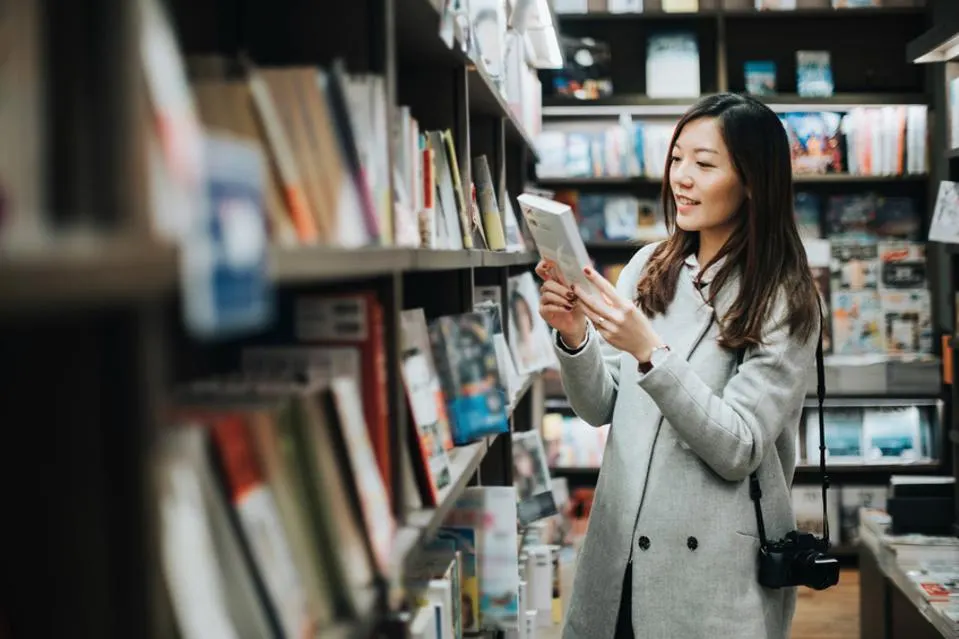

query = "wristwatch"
[638,344,671,374]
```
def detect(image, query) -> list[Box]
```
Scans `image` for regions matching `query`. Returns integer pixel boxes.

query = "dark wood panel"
[545,18,720,97]
[724,13,929,94]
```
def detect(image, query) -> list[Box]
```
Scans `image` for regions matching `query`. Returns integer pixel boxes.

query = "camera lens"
[797,552,840,590]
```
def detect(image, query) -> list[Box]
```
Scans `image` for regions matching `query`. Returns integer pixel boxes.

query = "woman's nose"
[672,161,693,187]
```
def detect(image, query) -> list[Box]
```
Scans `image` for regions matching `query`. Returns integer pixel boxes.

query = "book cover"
[646,32,700,99]
[507,272,557,376]
[831,290,883,355]
[435,527,481,633]
[744,61,777,95]
[429,313,510,445]
[929,180,959,244]
[825,194,875,239]
[862,406,923,463]
[873,196,920,239]
[446,487,521,631]
[782,112,843,175]
[831,240,879,291]
[794,192,821,239]
[796,51,834,98]
[806,407,863,463]
[512,430,559,525]
[517,192,598,297]
[550,36,614,100]
[881,289,932,354]
[878,241,926,290]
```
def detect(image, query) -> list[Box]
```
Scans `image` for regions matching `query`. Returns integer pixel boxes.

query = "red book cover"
[295,292,391,499]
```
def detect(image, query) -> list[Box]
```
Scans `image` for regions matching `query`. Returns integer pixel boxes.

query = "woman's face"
[668,116,747,235]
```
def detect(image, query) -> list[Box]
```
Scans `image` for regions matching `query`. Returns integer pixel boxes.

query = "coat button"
[687,536,699,551]
[638,536,650,550]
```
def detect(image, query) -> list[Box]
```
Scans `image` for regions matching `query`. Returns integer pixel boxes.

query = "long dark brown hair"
[635,93,819,349]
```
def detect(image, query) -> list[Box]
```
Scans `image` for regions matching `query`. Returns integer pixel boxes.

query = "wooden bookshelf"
[0,0,549,637]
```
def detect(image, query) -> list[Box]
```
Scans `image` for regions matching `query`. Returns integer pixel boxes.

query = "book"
[796,51,834,98]
[929,180,959,244]
[744,61,777,95]
[645,32,700,99]
[516,192,598,298]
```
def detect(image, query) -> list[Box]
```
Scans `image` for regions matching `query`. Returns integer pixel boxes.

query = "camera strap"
[741,296,829,550]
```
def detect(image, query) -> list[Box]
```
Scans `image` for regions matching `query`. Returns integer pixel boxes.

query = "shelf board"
[508,372,539,417]
[0,239,178,315]
[725,6,926,19]
[270,247,538,282]
[907,21,959,64]
[467,66,538,157]
[537,174,927,187]
[396,435,496,564]
[392,0,538,156]
[410,248,483,271]
[795,462,943,474]
[270,246,413,283]
[537,176,656,187]
[480,250,540,267]
[542,93,929,118]
[793,173,928,183]
[556,9,718,20]
[556,6,924,21]
[946,147,959,160]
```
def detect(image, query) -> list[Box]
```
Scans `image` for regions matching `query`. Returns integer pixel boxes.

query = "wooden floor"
[791,568,860,639]
[550,559,861,639]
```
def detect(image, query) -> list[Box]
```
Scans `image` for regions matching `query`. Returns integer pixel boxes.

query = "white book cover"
[862,406,924,463]
[516,192,599,297]
[446,486,521,631]
[929,180,959,244]
[507,271,559,375]
[645,33,700,98]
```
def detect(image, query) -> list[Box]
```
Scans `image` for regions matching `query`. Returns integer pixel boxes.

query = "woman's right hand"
[535,259,587,346]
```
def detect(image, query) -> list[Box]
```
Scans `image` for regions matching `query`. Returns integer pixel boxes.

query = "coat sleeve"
[636,296,819,481]
[551,243,660,427]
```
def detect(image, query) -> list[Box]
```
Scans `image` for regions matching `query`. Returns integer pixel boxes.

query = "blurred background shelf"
[0,240,178,314]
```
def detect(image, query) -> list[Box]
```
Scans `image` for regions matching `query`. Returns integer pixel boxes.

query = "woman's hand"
[572,266,665,363]
[534,259,587,346]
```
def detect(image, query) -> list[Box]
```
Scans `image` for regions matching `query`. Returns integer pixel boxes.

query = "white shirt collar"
[684,252,726,286]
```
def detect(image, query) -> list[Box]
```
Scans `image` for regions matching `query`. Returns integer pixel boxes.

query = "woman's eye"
[669,156,681,163]
[697,161,713,169]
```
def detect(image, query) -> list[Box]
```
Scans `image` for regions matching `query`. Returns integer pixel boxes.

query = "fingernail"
[566,292,576,301]
[564,305,573,311]
[583,266,592,275]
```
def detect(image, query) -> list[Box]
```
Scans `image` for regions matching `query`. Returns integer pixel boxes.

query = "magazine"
[517,192,599,297]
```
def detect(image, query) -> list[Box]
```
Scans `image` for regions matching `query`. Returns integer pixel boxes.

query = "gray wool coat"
[554,242,819,639]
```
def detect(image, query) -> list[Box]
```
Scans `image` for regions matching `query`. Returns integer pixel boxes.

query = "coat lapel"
[654,265,715,361]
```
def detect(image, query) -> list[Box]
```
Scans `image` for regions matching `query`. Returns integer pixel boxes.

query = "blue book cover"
[796,50,834,97]
[744,60,777,95]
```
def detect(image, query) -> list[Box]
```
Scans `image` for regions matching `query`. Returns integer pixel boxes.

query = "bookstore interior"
[5,0,959,637]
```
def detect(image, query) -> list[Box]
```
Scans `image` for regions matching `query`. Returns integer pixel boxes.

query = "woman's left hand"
[572,266,666,364]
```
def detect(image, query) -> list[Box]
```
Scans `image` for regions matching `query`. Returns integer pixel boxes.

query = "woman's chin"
[675,216,703,232]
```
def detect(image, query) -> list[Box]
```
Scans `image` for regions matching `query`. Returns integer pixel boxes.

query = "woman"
[536,93,822,638]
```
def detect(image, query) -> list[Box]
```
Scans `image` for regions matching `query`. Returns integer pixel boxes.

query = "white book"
[516,193,599,298]
[929,180,959,244]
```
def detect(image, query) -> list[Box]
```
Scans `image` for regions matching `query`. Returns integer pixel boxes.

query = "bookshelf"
[907,0,959,545]
[0,0,554,637]
[532,0,958,579]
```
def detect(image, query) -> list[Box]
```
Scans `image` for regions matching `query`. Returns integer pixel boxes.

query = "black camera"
[757,530,840,591]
